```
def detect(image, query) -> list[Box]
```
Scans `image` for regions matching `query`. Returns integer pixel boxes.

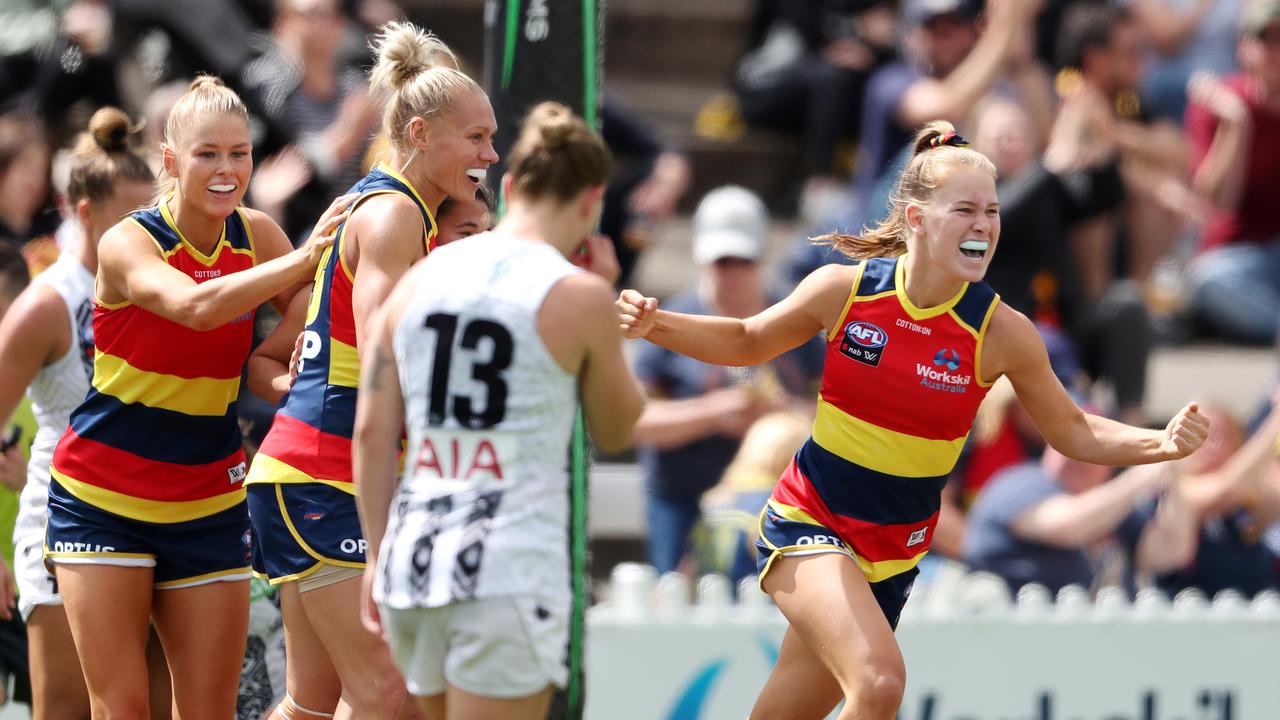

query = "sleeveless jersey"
[249,164,436,492]
[771,255,999,581]
[374,233,580,610]
[16,253,94,534]
[49,204,258,523]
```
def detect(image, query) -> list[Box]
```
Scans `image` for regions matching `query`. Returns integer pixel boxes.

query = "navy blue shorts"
[756,501,918,630]
[247,482,366,584]
[44,479,252,589]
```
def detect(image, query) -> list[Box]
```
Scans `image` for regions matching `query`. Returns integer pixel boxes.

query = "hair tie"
[930,132,970,149]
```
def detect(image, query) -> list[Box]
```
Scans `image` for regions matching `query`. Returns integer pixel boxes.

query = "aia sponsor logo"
[839,321,887,367]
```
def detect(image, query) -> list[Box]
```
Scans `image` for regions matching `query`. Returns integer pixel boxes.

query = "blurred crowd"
[0,2,1278,709]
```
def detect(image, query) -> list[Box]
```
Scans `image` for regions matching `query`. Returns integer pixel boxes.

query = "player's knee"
[855,666,906,712]
[92,695,151,720]
[848,665,905,719]
[344,673,408,717]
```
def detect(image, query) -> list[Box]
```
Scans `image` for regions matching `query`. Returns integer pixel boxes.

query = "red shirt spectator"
[1186,72,1280,250]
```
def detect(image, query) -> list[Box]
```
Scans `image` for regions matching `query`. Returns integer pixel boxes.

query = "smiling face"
[906,163,1000,283]
[164,113,252,218]
[435,193,493,246]
[414,90,499,206]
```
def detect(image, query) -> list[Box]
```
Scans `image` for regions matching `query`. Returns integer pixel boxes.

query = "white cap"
[692,186,768,266]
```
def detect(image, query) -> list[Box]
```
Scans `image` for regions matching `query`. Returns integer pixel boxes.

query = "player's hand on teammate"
[1161,401,1211,460]
[616,289,659,339]
[359,564,382,635]
[299,193,358,265]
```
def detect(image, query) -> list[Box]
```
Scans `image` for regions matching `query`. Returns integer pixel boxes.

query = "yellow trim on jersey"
[244,453,357,494]
[766,498,824,526]
[328,337,360,388]
[894,255,967,321]
[305,247,331,324]
[50,467,246,524]
[827,263,865,342]
[972,293,1000,388]
[234,207,257,262]
[93,350,239,417]
[154,566,253,589]
[811,398,967,478]
[274,483,366,570]
[336,219,357,283]
[375,162,440,251]
[160,197,228,267]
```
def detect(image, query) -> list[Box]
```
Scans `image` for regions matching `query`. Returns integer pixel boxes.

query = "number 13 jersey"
[375,232,582,610]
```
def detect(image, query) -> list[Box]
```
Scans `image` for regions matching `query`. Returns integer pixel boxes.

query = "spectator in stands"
[732,0,899,220]
[964,440,1198,595]
[971,93,1151,424]
[692,410,812,586]
[850,0,1049,229]
[1148,399,1280,597]
[0,113,59,274]
[632,186,822,575]
[1055,3,1200,296]
[1128,0,1241,122]
[243,0,379,240]
[1184,0,1280,345]
[600,99,692,287]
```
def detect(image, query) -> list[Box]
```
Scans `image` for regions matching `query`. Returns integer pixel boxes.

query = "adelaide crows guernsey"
[49,203,258,523]
[766,255,999,583]
[248,164,436,492]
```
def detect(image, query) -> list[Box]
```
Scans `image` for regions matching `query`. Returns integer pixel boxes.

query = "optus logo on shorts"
[839,321,887,367]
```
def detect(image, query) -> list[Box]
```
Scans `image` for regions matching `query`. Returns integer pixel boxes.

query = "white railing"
[587,563,1280,720]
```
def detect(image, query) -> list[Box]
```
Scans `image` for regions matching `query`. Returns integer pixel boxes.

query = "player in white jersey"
[354,102,645,720]
[0,108,156,718]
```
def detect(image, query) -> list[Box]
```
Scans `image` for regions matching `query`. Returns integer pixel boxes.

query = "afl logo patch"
[839,321,887,367]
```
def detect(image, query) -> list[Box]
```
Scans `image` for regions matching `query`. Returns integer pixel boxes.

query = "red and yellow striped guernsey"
[49,203,257,523]
[764,255,1000,582]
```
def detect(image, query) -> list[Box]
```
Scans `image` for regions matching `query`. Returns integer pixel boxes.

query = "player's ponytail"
[369,21,484,157]
[67,107,152,205]
[815,120,995,260]
[507,102,612,203]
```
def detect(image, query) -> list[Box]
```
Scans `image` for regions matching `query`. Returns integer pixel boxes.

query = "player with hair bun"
[354,101,643,720]
[42,77,351,719]
[245,20,498,720]
[616,120,1211,720]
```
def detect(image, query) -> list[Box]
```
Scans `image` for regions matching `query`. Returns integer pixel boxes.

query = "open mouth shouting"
[465,168,487,187]
[959,239,989,261]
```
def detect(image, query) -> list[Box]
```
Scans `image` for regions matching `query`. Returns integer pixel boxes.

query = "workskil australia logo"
[918,348,969,393]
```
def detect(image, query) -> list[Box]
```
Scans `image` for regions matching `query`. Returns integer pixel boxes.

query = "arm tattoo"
[368,346,392,391]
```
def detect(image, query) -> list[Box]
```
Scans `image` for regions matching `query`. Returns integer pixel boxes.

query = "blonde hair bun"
[370,21,459,94]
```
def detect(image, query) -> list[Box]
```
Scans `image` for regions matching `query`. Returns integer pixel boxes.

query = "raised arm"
[1013,462,1172,548]
[985,304,1209,465]
[618,262,854,367]
[99,196,352,332]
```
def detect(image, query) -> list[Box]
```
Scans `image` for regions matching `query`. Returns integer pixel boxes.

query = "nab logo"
[933,347,961,371]
[839,321,887,367]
